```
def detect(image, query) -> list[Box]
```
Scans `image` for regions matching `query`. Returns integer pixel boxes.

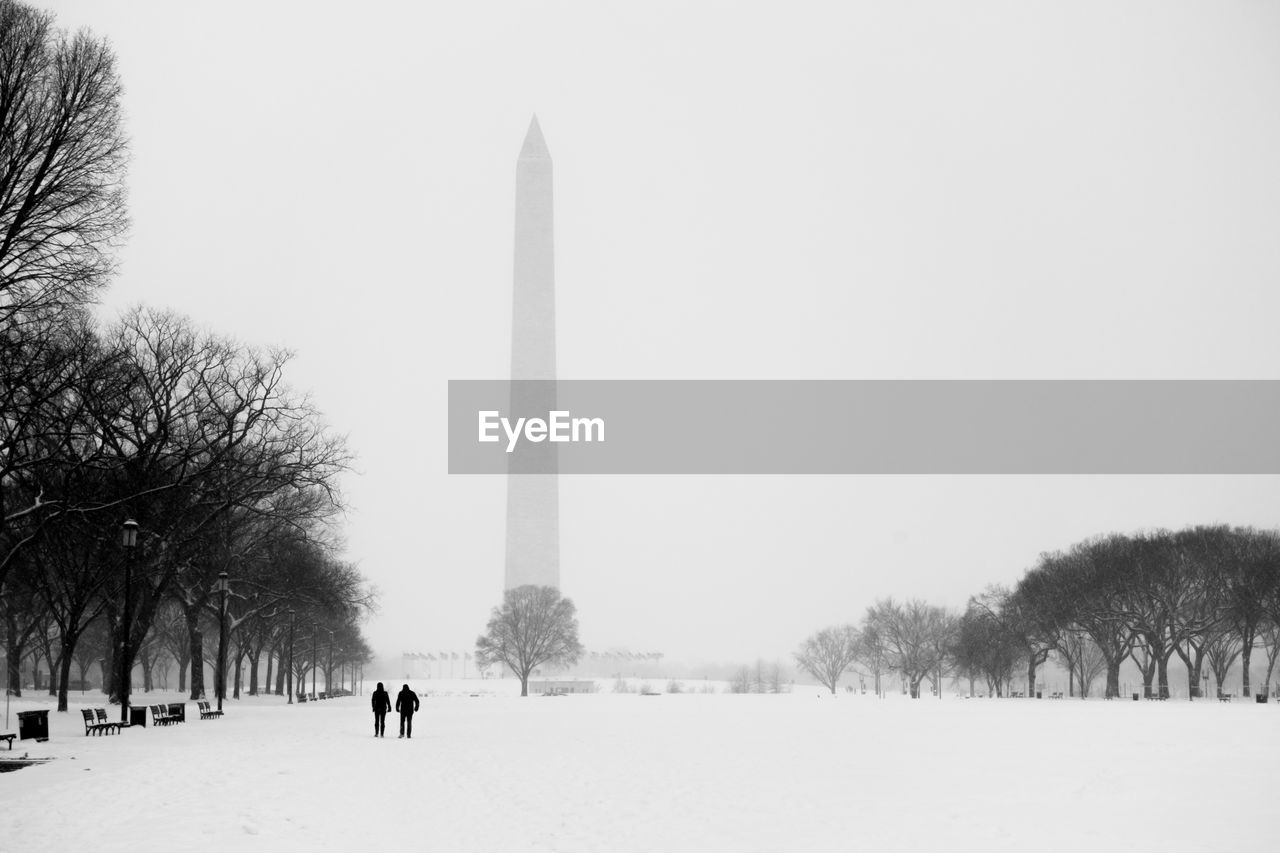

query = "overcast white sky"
[48,0,1280,663]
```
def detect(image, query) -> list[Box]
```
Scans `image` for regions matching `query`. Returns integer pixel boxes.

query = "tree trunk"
[101,654,114,701]
[248,647,260,696]
[42,640,58,697]
[3,612,22,698]
[108,627,121,703]
[57,644,77,712]
[186,609,206,700]
[1157,653,1171,699]
[263,647,273,696]
[1240,627,1254,698]
[141,648,154,692]
[1184,644,1204,698]
[1263,644,1280,696]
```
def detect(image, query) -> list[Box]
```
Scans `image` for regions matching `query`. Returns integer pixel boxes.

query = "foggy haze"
[46,0,1280,664]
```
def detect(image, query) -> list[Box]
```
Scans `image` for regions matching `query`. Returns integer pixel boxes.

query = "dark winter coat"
[371,687,391,714]
[395,686,420,715]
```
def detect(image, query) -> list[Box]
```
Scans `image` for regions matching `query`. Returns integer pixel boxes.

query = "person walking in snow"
[395,683,420,738]
[371,682,392,737]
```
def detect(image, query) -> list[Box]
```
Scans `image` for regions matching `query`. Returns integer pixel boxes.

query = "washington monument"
[504,116,560,590]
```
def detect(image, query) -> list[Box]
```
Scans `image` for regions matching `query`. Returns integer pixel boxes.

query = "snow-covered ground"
[2,679,1277,853]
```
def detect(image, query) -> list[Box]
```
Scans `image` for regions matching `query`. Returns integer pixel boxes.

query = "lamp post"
[287,609,295,705]
[327,630,334,695]
[215,572,229,712]
[311,627,317,699]
[1073,630,1085,699]
[120,519,139,725]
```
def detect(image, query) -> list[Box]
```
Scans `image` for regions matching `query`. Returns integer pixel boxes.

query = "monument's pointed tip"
[520,115,550,161]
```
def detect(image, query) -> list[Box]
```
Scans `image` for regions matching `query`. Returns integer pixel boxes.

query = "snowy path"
[3,686,1277,852]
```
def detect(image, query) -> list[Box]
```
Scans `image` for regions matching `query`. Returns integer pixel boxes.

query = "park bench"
[318,692,327,700]
[1,732,15,749]
[1049,692,1064,699]
[197,701,223,719]
[149,705,178,726]
[81,708,120,736]
[94,708,123,734]
[1217,692,1232,702]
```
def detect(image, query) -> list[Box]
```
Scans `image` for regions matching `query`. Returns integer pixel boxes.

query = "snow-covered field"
[3,680,1277,853]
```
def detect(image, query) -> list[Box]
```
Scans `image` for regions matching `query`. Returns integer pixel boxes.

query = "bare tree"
[475,585,582,697]
[0,0,128,321]
[1019,538,1137,699]
[766,660,786,694]
[1259,622,1280,698]
[866,598,954,699]
[1055,631,1107,698]
[1218,528,1280,697]
[794,625,859,694]
[1128,641,1159,699]
[985,584,1053,695]
[853,619,890,697]
[1203,630,1242,697]
[952,598,1021,697]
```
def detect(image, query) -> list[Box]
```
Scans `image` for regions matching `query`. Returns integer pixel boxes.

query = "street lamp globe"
[120,518,138,548]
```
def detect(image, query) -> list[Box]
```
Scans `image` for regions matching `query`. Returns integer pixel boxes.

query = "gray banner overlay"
[448,380,1280,474]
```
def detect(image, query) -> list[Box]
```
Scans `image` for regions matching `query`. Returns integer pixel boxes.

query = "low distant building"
[528,679,596,695]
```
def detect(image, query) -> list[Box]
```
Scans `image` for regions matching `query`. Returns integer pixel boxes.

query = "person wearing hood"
[371,682,392,737]
[395,683,420,738]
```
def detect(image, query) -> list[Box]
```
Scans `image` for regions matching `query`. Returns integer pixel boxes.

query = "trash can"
[1257,694,1269,704]
[129,705,148,727]
[1132,693,1140,701]
[17,710,49,741]
[1035,691,1042,699]
[168,703,185,722]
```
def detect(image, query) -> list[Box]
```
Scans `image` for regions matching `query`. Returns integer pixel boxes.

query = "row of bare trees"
[0,0,374,712]
[794,601,956,697]
[796,526,1280,700]
[999,526,1280,699]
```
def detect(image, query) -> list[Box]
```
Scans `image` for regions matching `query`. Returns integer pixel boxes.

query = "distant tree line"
[0,0,374,712]
[796,526,1280,700]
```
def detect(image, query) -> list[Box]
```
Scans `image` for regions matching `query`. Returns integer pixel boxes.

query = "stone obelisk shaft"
[504,117,560,590]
